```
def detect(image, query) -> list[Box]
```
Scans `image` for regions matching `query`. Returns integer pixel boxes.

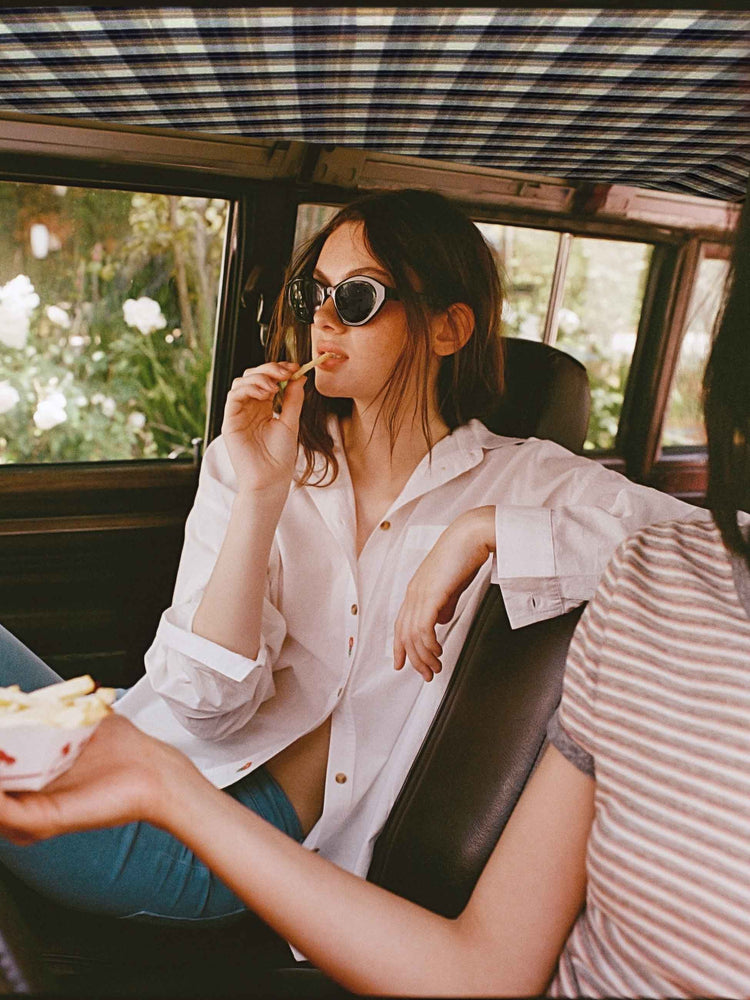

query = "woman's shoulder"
[619,515,724,559]
[610,515,735,598]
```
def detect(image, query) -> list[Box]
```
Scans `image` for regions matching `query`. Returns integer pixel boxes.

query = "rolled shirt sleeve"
[490,447,705,629]
[143,437,288,740]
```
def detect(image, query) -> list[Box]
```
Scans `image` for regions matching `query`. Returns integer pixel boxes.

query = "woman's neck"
[341,399,450,486]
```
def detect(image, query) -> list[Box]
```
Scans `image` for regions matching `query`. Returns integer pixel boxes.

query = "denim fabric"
[0,625,304,922]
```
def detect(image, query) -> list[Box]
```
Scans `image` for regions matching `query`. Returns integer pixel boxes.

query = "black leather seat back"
[487,337,591,453]
[367,593,584,915]
[367,338,591,914]
[0,339,592,994]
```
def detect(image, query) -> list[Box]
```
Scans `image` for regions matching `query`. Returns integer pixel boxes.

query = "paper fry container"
[0,721,101,792]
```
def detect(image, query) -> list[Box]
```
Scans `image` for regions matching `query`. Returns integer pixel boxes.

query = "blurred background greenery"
[1,188,723,465]
[0,182,228,463]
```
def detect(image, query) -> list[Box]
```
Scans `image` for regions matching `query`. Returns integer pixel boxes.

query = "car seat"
[0,337,591,996]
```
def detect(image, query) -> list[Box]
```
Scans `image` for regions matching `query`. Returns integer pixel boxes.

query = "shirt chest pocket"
[384,524,448,657]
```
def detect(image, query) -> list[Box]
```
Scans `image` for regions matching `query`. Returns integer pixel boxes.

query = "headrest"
[483,338,591,454]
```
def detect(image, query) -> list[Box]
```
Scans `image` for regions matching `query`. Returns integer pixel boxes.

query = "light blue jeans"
[0,625,304,922]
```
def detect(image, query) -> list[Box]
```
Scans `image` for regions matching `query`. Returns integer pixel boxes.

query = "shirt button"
[350,603,358,615]
[335,772,347,784]
[379,520,391,530]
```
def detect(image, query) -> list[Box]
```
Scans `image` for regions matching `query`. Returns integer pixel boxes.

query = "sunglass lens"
[335,280,378,325]
[288,279,320,323]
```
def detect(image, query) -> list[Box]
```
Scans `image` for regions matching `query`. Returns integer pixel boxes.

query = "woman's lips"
[316,353,346,371]
[315,348,347,370]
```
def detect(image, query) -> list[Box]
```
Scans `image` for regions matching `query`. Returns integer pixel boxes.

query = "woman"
[0,189,699,930]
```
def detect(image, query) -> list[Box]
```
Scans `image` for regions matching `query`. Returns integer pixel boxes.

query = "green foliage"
[0,183,227,465]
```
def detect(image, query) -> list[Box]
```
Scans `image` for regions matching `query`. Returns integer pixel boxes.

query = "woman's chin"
[314,384,349,399]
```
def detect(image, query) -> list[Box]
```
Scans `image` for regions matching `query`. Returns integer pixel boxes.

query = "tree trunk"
[169,196,196,349]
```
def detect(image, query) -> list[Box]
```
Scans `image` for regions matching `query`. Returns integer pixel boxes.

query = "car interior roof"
[0,6,746,204]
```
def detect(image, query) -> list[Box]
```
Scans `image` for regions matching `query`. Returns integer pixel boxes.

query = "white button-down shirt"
[116,418,700,882]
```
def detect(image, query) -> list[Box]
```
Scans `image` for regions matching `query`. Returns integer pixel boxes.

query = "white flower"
[123,297,167,336]
[127,411,146,430]
[68,335,86,348]
[558,308,580,336]
[33,391,67,431]
[0,382,20,415]
[612,332,637,356]
[100,396,116,418]
[520,315,541,340]
[0,274,40,349]
[46,305,71,329]
[30,223,50,260]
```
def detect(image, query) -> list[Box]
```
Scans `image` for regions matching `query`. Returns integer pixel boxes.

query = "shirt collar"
[302,416,520,509]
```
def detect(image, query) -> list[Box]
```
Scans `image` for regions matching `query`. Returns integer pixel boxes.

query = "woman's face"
[309,220,413,409]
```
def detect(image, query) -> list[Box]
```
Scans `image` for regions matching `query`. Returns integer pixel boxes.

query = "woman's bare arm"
[191,362,304,659]
[0,716,591,997]
[171,741,592,996]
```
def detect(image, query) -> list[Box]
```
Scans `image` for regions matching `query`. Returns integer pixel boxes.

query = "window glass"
[476,223,558,342]
[661,254,729,448]
[0,181,229,464]
[294,203,339,250]
[556,237,653,451]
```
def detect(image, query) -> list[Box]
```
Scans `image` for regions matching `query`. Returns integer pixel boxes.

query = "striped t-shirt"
[547,517,750,998]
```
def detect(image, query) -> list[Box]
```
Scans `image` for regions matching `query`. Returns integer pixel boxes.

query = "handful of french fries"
[0,675,115,729]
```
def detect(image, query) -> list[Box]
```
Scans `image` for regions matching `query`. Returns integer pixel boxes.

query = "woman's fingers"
[0,717,181,842]
[277,374,307,432]
[394,605,443,681]
[242,362,297,380]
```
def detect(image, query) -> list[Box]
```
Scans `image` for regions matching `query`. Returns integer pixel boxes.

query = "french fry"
[27,675,95,702]
[0,676,115,728]
[278,352,336,390]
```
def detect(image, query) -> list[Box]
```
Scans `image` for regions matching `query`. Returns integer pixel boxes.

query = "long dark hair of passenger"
[265,189,504,485]
[702,186,750,568]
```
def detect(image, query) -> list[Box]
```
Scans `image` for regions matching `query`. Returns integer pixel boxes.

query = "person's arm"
[394,445,707,679]
[491,442,707,629]
[191,361,305,658]
[130,363,305,738]
[0,719,593,997]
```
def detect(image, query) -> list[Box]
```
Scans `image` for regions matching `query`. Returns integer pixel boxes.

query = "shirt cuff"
[500,579,564,630]
[492,506,555,579]
[157,603,268,682]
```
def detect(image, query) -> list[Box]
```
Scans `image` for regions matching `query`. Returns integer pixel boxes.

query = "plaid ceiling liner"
[0,7,747,202]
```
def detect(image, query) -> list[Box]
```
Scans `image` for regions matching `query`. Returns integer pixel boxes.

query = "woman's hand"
[0,715,196,844]
[394,507,495,682]
[222,362,306,495]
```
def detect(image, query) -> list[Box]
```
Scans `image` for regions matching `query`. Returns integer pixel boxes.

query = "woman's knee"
[0,626,63,690]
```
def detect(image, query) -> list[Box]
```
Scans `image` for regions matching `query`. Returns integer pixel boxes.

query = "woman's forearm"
[191,486,286,660]
[161,743,589,998]
[166,765,473,996]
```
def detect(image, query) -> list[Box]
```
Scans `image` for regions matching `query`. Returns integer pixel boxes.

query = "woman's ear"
[432,302,475,357]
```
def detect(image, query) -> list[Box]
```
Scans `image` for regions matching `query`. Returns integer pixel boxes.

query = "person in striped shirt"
[0,194,746,997]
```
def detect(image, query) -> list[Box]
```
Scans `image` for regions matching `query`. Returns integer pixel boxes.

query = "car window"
[478,222,651,452]
[661,251,730,449]
[0,180,229,465]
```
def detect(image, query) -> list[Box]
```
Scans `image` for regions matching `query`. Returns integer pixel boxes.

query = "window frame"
[0,112,739,515]
[0,115,304,522]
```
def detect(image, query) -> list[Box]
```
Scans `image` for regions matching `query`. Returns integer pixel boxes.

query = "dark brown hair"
[703,186,750,568]
[265,189,504,485]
